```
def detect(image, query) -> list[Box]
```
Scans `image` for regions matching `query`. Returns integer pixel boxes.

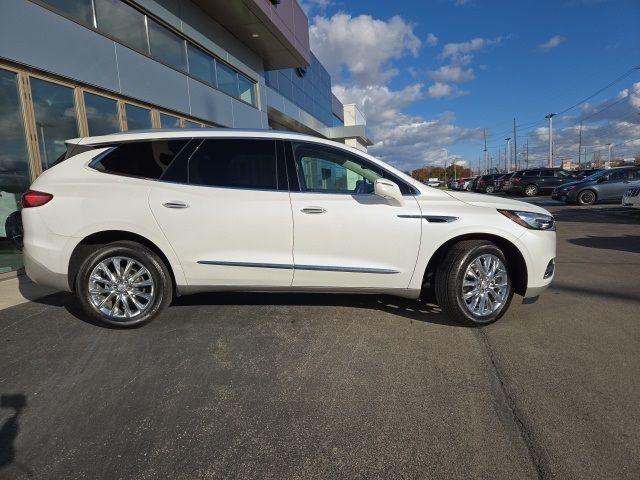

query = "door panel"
[290,193,422,289]
[149,138,294,286]
[287,141,421,290]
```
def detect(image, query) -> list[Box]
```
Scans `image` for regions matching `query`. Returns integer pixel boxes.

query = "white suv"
[22,129,556,327]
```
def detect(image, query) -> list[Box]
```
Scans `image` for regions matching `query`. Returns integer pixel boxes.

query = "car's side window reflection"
[291,142,413,195]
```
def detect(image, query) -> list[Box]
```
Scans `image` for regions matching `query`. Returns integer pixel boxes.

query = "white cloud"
[539,35,565,51]
[299,0,332,15]
[309,13,487,169]
[310,13,421,86]
[426,33,438,47]
[428,65,475,83]
[441,36,503,64]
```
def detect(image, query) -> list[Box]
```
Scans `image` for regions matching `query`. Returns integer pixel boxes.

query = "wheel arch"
[68,230,177,293]
[422,233,528,298]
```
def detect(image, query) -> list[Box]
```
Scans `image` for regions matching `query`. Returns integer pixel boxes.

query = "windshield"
[583,170,608,181]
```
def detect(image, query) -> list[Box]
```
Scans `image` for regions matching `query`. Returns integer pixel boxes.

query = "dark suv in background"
[552,166,640,205]
[504,168,577,197]
[474,174,501,193]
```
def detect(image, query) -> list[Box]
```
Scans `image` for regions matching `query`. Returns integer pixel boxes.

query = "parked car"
[622,182,640,209]
[457,177,476,191]
[474,174,501,193]
[552,166,640,205]
[22,129,556,328]
[505,168,577,197]
[575,168,603,179]
[427,178,442,187]
[494,173,512,193]
[448,179,459,190]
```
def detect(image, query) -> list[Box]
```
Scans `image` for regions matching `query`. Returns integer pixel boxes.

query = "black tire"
[523,184,539,197]
[434,240,514,326]
[577,189,596,205]
[75,241,172,327]
[485,185,495,194]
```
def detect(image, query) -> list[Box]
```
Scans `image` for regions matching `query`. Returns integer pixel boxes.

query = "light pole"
[605,143,613,166]
[505,137,511,172]
[545,113,557,167]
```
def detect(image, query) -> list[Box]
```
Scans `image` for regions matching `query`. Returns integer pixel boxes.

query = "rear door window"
[93,139,190,179]
[188,139,279,190]
[540,170,555,177]
[522,171,539,177]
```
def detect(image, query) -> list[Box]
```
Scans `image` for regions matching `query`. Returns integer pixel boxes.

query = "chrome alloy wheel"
[461,254,508,317]
[88,256,155,319]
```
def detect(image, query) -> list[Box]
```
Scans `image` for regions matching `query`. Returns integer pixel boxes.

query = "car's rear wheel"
[485,185,495,194]
[524,184,539,197]
[435,240,513,326]
[577,189,596,205]
[75,241,172,327]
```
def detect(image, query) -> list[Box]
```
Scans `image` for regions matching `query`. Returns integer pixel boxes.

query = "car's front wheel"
[75,241,172,327]
[577,189,596,205]
[435,240,513,326]
[485,185,495,194]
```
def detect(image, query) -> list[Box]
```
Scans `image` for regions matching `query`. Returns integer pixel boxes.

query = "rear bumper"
[24,248,70,292]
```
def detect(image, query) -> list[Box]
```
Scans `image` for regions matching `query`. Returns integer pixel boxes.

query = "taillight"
[512,176,521,184]
[22,190,53,208]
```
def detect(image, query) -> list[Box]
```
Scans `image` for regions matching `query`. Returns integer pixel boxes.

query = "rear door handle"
[162,201,189,209]
[301,206,326,214]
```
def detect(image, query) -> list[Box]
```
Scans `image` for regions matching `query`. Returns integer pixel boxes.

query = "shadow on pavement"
[0,393,33,478]
[550,282,640,304]
[172,292,465,327]
[568,235,640,254]
[550,207,640,225]
[28,291,466,327]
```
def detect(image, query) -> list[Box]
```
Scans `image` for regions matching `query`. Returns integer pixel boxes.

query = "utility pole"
[505,137,511,172]
[525,139,529,169]
[483,128,488,174]
[513,118,517,170]
[545,113,556,167]
[578,121,583,170]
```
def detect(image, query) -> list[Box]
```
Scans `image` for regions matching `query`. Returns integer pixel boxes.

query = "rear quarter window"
[92,139,190,179]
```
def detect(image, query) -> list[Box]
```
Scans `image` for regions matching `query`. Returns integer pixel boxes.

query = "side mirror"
[374,178,404,206]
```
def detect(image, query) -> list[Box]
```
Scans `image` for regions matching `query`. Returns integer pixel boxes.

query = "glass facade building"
[0,0,370,274]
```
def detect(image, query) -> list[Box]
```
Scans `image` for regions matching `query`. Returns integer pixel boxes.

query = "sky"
[300,0,640,172]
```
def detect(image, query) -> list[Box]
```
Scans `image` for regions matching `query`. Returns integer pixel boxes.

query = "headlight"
[498,210,556,231]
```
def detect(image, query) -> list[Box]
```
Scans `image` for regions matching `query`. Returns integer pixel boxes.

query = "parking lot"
[0,197,638,479]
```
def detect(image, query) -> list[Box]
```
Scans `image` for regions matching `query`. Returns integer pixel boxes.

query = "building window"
[125,104,152,131]
[147,18,187,72]
[94,0,149,54]
[187,44,216,86]
[238,75,255,105]
[84,92,120,136]
[0,69,30,273]
[30,77,79,171]
[159,113,180,128]
[40,0,95,26]
[216,62,238,98]
[183,120,200,128]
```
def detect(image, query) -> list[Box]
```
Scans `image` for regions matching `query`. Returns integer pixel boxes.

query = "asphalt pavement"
[0,198,638,479]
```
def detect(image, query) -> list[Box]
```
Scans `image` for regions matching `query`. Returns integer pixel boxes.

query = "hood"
[443,190,552,215]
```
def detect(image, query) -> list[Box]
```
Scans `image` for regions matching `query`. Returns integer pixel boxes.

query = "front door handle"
[162,201,189,209]
[301,206,326,214]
